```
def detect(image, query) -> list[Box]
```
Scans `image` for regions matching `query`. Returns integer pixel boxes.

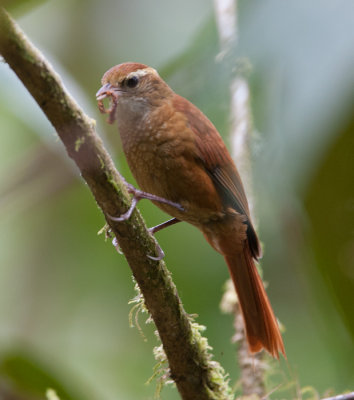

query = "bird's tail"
[222,243,285,358]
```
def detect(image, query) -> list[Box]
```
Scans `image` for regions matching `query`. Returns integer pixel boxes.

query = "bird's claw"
[147,242,165,261]
[112,236,123,255]
[108,197,138,222]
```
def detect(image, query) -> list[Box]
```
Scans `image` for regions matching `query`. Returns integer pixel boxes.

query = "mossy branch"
[0,8,232,400]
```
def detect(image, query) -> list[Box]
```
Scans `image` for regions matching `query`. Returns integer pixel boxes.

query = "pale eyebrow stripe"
[127,67,159,79]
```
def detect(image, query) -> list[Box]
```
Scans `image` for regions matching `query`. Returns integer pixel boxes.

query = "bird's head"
[96,62,173,123]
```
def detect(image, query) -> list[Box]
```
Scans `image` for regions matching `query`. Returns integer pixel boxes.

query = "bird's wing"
[173,95,261,258]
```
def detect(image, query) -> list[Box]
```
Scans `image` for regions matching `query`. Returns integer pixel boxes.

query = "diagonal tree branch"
[0,8,232,400]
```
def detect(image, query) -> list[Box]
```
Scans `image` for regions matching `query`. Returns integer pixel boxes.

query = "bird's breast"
[117,106,225,226]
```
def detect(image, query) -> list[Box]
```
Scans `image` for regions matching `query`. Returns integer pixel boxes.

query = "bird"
[96,62,285,358]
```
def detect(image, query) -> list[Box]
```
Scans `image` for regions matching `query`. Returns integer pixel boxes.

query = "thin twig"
[214,0,267,396]
[322,393,354,400]
[0,7,232,400]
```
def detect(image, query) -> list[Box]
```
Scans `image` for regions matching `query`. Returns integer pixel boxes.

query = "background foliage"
[0,0,353,399]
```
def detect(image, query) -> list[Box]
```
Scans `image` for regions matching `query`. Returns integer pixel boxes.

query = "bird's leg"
[108,182,184,222]
[107,182,184,261]
[148,218,181,235]
[146,218,181,261]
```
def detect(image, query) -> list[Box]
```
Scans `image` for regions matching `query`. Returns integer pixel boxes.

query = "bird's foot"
[146,218,181,261]
[107,183,184,261]
[147,243,165,261]
[108,183,184,222]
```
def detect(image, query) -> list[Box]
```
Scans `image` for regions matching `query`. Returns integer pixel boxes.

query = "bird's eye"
[125,76,139,88]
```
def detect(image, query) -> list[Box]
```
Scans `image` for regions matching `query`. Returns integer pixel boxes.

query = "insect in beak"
[96,83,119,124]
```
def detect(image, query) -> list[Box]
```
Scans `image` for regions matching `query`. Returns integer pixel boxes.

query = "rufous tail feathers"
[223,244,285,358]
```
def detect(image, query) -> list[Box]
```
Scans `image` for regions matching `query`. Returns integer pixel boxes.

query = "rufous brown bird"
[96,62,285,358]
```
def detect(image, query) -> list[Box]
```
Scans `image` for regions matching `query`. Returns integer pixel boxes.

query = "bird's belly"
[126,142,225,227]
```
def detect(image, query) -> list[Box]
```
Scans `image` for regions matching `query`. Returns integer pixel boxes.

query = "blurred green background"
[0,0,353,399]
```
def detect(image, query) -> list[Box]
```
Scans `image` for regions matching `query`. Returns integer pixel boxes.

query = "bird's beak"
[96,83,118,101]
